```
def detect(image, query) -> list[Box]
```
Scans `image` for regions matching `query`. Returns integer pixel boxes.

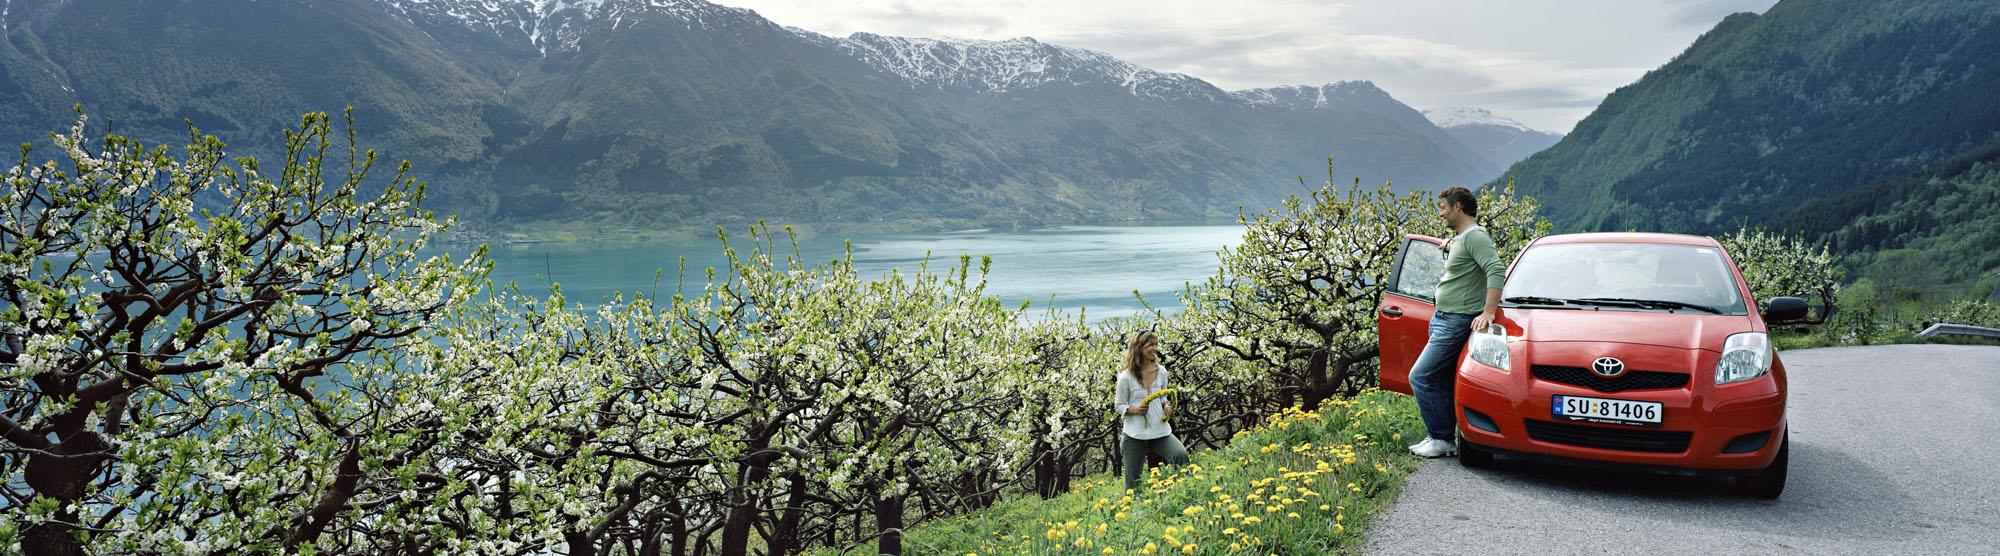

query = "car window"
[1392,239,1446,301]
[1503,243,1747,314]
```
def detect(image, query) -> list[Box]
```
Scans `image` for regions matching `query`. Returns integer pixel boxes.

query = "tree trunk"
[873,495,905,556]
[1301,350,1333,410]
[638,518,663,556]
[769,472,809,556]
[1032,439,1058,498]
[22,413,110,556]
[564,531,596,556]
[719,439,772,556]
[667,498,688,556]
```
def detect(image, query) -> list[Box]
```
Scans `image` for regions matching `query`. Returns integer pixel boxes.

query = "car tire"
[1733,429,1788,499]
[1457,432,1495,469]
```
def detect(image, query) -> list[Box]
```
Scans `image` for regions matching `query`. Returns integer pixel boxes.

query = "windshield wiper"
[1573,297,1723,314]
[1502,296,1570,306]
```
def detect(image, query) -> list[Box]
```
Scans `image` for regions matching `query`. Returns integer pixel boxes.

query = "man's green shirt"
[1437,226,1507,314]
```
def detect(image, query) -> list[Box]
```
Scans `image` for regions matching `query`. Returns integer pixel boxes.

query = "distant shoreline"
[437,215,1248,245]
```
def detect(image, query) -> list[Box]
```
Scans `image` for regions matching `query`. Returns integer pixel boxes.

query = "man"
[1408,186,1506,458]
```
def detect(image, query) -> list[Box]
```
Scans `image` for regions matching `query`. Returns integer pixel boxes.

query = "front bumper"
[1455,352,1786,472]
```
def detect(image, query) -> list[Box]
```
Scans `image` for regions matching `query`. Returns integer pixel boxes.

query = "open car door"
[1378,234,1446,394]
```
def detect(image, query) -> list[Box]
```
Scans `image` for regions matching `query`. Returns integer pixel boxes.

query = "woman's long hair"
[1122,331,1160,380]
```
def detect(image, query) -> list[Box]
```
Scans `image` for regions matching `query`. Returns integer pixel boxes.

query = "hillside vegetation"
[1499,0,2000,239]
[1492,0,2000,297]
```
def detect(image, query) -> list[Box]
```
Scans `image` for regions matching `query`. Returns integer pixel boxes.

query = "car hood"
[1502,308,1756,351]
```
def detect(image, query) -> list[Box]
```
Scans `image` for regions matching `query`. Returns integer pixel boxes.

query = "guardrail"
[1916,323,2000,340]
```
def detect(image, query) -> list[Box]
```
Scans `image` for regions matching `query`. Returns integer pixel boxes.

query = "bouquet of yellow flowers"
[1139,388,1178,425]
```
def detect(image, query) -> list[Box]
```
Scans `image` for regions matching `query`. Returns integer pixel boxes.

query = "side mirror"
[1763,296,1809,323]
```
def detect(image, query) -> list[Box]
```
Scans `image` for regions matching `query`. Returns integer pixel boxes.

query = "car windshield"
[1502,242,1747,315]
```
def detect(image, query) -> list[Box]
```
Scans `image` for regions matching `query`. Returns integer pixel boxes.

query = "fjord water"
[463,225,1247,321]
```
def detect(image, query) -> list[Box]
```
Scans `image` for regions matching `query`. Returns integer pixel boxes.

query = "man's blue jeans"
[1410,310,1475,442]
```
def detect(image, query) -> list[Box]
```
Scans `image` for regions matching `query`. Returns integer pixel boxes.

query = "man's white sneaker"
[1408,437,1458,458]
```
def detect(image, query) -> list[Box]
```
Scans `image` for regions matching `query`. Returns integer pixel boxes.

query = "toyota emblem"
[1591,357,1627,378]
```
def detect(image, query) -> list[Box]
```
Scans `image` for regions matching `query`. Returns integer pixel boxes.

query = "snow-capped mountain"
[377,0,1362,107]
[1422,107,1562,170]
[376,0,770,53]
[370,0,1477,118]
[1233,82,1398,109]
[1422,106,1537,133]
[1,0,1501,229]
[828,33,1230,101]
[382,0,1240,102]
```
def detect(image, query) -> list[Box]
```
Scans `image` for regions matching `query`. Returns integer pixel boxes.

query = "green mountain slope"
[2,0,509,171]
[1770,137,2000,285]
[1497,0,2000,235]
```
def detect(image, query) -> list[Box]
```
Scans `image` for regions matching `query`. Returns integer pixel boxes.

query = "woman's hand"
[1126,405,1146,415]
[1163,402,1174,421]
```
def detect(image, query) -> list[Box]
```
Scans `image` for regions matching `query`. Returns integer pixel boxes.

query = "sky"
[723,0,1782,133]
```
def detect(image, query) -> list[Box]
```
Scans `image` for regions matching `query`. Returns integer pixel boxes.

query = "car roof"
[1530,232,1719,247]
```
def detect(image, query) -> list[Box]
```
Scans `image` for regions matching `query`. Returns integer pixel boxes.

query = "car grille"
[1524,419,1692,453]
[1532,365,1689,392]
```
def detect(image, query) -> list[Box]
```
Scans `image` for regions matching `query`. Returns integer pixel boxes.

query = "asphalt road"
[1364,344,2000,555]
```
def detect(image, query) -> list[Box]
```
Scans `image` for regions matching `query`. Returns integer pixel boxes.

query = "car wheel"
[1733,429,1788,499]
[1457,432,1495,469]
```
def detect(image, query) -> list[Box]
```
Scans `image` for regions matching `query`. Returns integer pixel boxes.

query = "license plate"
[1552,395,1662,427]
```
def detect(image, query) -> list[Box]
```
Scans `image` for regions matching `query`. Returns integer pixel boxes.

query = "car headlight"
[1715,332,1772,385]
[1469,323,1510,371]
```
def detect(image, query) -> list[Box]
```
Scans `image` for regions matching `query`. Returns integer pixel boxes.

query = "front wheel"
[1733,430,1788,499]
[1457,432,1495,469]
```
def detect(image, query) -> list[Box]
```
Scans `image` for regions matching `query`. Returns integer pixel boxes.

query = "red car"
[1378,232,1806,498]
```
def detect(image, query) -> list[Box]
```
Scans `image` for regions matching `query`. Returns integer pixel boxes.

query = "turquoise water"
[453,225,1247,321]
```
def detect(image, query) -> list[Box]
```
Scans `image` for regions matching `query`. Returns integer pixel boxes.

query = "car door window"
[1392,239,1445,301]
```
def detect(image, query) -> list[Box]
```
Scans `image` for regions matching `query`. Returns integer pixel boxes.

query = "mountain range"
[0,0,1560,230]
[1491,0,2000,286]
[1423,107,1563,173]
[1496,0,2000,235]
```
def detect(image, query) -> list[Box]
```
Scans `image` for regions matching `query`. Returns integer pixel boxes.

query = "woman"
[1114,330,1190,492]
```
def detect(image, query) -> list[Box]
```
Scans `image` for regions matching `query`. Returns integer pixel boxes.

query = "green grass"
[1775,330,2000,350]
[819,390,1424,556]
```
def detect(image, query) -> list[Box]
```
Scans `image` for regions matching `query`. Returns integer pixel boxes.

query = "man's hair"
[1439,186,1478,218]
